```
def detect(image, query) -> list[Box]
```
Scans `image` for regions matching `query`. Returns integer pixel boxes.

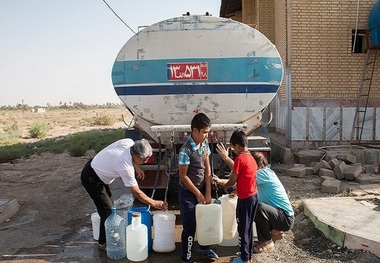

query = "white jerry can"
[195,203,223,245]
[219,194,238,240]
[152,211,176,253]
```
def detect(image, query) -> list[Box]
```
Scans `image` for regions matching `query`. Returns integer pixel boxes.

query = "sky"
[0,0,221,106]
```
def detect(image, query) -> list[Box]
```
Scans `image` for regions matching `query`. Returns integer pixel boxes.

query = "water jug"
[195,203,223,245]
[219,194,238,240]
[127,206,152,250]
[219,222,257,247]
[91,212,100,240]
[127,212,148,261]
[219,232,239,247]
[105,206,126,260]
[153,211,176,252]
[114,193,134,219]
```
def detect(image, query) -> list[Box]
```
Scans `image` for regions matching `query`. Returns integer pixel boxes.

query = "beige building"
[220,0,380,149]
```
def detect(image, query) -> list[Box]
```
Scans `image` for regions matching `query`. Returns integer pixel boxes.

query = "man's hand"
[153,200,168,210]
[135,165,145,180]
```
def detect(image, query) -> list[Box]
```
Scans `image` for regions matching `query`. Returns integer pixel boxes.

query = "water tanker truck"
[111,14,283,185]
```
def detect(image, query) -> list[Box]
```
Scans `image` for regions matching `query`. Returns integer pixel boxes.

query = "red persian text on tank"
[167,62,208,81]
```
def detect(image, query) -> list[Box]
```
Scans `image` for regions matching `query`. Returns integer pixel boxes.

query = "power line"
[102,0,137,35]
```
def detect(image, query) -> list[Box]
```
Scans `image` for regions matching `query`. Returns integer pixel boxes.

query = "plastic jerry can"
[219,194,238,240]
[91,212,100,240]
[195,203,223,245]
[152,211,176,252]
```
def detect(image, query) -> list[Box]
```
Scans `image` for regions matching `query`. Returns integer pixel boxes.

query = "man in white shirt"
[81,138,168,250]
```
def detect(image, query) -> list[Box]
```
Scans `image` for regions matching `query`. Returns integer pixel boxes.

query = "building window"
[351,29,367,53]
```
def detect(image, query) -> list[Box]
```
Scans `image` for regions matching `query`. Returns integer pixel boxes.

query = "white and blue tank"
[369,0,380,46]
[112,14,283,145]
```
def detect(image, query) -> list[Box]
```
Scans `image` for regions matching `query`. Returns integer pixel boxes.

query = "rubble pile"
[287,148,380,194]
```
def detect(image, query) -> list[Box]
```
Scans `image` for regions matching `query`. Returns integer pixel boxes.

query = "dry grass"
[0,107,132,145]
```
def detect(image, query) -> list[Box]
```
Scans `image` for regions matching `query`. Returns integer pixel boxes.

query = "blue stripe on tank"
[114,84,279,96]
[112,57,283,85]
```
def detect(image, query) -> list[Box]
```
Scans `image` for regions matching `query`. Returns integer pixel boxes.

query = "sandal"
[271,229,284,241]
[254,240,263,246]
[253,240,275,253]
[97,243,106,251]
[229,256,243,263]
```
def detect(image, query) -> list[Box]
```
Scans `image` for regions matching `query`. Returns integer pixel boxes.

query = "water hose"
[164,132,176,204]
[210,141,221,204]
[150,134,162,202]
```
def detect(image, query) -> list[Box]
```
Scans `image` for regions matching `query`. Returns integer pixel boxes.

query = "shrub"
[0,128,125,163]
[29,120,49,139]
[93,115,114,126]
[2,121,21,139]
[3,121,20,134]
[65,128,124,157]
[68,145,87,157]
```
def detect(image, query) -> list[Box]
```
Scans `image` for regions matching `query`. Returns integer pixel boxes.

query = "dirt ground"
[0,107,130,142]
[0,108,379,263]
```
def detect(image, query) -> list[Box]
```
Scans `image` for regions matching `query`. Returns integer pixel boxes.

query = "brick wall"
[257,0,275,43]
[224,0,380,102]
[289,0,380,100]
[274,0,287,102]
[222,0,380,146]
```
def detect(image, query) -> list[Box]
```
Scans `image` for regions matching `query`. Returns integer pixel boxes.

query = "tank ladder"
[350,46,379,145]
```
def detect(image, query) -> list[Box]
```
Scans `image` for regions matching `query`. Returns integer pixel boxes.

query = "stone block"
[319,168,336,178]
[305,167,315,175]
[287,167,306,177]
[310,161,318,167]
[282,147,293,164]
[321,178,341,193]
[343,165,362,180]
[328,158,340,169]
[363,165,376,174]
[351,163,365,173]
[294,149,325,166]
[336,153,356,164]
[333,161,346,180]
[324,151,338,162]
[350,149,366,164]
[313,160,332,174]
[365,150,380,166]
[320,176,334,185]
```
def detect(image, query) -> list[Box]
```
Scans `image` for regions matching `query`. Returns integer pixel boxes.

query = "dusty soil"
[0,108,379,263]
[0,107,130,142]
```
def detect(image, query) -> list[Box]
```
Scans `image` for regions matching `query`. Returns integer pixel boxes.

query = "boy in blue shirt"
[178,113,218,263]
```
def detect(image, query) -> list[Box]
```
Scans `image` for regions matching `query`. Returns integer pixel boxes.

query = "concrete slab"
[0,199,20,224]
[355,173,380,184]
[358,184,380,195]
[303,196,380,257]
